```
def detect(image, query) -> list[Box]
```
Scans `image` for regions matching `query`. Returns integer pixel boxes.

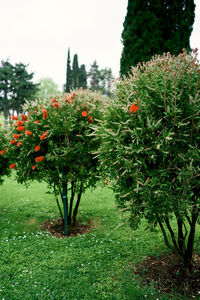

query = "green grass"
[0,176,181,299]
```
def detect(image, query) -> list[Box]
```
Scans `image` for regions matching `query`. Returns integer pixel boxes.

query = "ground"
[42,218,200,298]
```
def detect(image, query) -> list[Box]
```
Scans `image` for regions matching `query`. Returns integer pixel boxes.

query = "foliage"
[6,89,107,229]
[99,49,200,272]
[66,48,72,92]
[0,123,10,184]
[120,0,195,75]
[0,59,39,125]
[35,77,61,98]
[72,54,80,89]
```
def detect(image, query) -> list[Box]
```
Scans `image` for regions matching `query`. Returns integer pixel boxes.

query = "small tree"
[0,123,10,184]
[7,89,106,235]
[99,49,200,273]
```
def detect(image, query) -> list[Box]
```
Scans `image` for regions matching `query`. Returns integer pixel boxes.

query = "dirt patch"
[132,253,200,298]
[41,218,92,238]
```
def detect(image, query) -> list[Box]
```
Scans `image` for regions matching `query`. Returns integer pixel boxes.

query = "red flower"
[17,126,25,132]
[9,163,16,169]
[0,150,5,155]
[32,165,37,170]
[35,156,45,162]
[11,116,18,120]
[52,102,60,109]
[25,130,32,136]
[40,131,48,140]
[82,111,87,117]
[13,134,21,139]
[21,113,28,121]
[88,116,94,123]
[129,103,139,114]
[10,140,17,145]
[17,142,22,147]
[16,120,24,126]
[34,145,40,152]
[42,109,48,120]
[52,97,57,102]
[0,123,2,127]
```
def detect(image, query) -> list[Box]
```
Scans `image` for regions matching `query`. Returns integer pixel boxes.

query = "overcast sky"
[1,0,200,90]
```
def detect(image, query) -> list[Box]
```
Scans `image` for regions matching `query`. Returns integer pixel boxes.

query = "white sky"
[0,0,200,90]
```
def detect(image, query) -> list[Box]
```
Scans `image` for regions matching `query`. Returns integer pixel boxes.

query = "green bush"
[0,124,10,184]
[99,49,200,272]
[7,89,107,233]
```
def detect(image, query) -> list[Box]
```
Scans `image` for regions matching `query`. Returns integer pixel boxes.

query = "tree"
[12,63,39,115]
[99,49,200,273]
[99,68,114,97]
[88,61,101,92]
[72,54,79,89]
[79,64,87,89]
[0,60,14,126]
[120,0,195,75]
[36,77,61,98]
[66,48,72,92]
[7,89,107,235]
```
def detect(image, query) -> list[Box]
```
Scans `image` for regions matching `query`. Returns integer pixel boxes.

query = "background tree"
[36,77,61,98]
[88,61,101,92]
[66,48,72,92]
[99,49,200,273]
[99,67,114,96]
[72,54,80,89]
[120,0,195,75]
[79,64,87,89]
[0,60,14,127]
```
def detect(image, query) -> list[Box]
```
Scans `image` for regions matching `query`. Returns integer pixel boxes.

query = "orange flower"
[32,165,37,170]
[34,145,40,152]
[10,140,17,145]
[88,116,93,123]
[34,120,41,124]
[25,130,32,136]
[52,97,57,102]
[17,142,22,147]
[9,163,16,169]
[66,96,73,104]
[0,150,5,155]
[11,116,18,120]
[13,134,21,139]
[40,131,48,140]
[0,123,2,127]
[42,109,48,120]
[129,103,139,114]
[35,156,45,162]
[82,111,87,117]
[17,126,25,132]
[16,120,24,126]
[52,102,60,109]
[21,113,28,121]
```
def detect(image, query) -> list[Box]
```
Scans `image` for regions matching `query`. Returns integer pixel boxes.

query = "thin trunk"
[165,217,181,256]
[53,184,64,225]
[68,181,75,226]
[72,184,83,227]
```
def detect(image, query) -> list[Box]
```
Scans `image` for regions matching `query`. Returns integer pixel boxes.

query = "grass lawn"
[0,176,185,299]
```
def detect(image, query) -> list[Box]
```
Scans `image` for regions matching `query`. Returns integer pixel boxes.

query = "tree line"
[65,49,114,96]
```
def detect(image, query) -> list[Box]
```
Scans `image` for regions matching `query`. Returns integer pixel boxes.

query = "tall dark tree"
[66,48,72,92]
[0,60,14,126]
[79,64,87,89]
[72,54,79,89]
[120,0,195,75]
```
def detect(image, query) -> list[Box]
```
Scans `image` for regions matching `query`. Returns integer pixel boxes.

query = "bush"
[7,89,107,234]
[99,49,200,272]
[0,123,10,184]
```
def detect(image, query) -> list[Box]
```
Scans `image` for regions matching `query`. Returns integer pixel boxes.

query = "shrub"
[0,123,10,184]
[99,49,200,272]
[7,89,106,234]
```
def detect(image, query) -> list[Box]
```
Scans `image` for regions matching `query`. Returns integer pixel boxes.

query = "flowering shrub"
[0,124,10,184]
[99,49,200,272]
[7,89,106,232]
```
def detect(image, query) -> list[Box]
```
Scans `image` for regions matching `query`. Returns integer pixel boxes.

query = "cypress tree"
[72,54,79,89]
[120,0,195,75]
[66,48,72,92]
[79,64,87,89]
